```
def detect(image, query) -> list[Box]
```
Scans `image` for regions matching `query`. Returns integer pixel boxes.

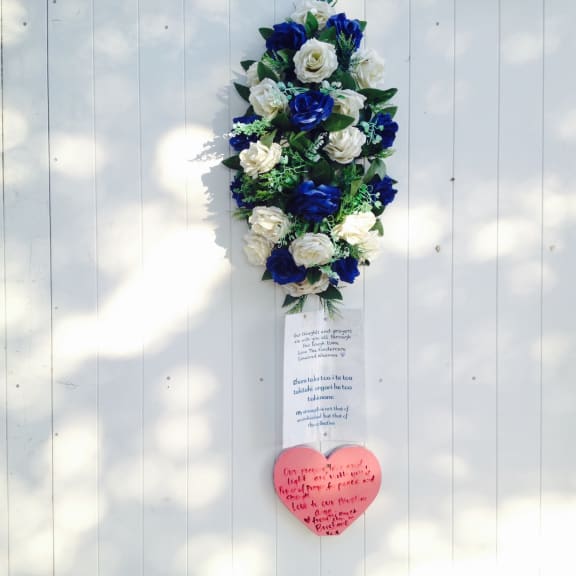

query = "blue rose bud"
[372,113,398,149]
[370,175,397,207]
[229,114,263,152]
[289,91,334,132]
[266,22,308,53]
[332,257,360,284]
[266,247,307,284]
[326,13,364,51]
[288,180,341,222]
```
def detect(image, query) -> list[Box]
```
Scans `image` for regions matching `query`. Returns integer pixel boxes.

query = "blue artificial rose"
[266,247,307,284]
[372,113,398,149]
[332,257,360,284]
[326,13,363,51]
[266,22,308,52]
[229,114,263,152]
[370,175,397,206]
[288,180,341,222]
[289,91,334,132]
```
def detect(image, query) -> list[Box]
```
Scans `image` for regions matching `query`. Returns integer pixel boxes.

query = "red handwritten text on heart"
[273,446,381,536]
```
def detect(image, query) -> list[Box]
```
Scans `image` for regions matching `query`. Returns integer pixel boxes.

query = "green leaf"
[259,27,274,40]
[358,20,367,32]
[363,158,387,183]
[240,59,256,71]
[306,268,322,285]
[305,12,319,37]
[310,158,332,183]
[271,112,292,130]
[322,297,342,319]
[284,295,308,314]
[289,131,310,153]
[350,178,363,196]
[282,294,299,307]
[371,217,384,237]
[222,154,241,170]
[359,87,397,104]
[317,26,337,43]
[330,70,357,90]
[318,285,343,301]
[275,49,293,64]
[262,269,273,281]
[380,106,398,119]
[234,82,250,102]
[340,72,358,90]
[257,61,278,81]
[260,129,277,147]
[324,113,355,132]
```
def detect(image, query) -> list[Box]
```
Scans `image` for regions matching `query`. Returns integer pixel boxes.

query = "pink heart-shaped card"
[273,445,381,536]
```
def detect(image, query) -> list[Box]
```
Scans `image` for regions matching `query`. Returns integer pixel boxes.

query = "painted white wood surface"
[2,1,576,575]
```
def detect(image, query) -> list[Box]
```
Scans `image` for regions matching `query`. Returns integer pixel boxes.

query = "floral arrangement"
[223,0,398,315]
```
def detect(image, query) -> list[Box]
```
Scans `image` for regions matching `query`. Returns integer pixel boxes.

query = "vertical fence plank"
[0,0,8,565]
[497,0,544,574]
[228,1,279,573]
[47,0,99,574]
[452,1,499,573]
[3,1,54,574]
[183,0,235,574]
[407,0,456,572]
[541,1,576,574]
[137,1,189,574]
[93,0,144,573]
[364,0,410,574]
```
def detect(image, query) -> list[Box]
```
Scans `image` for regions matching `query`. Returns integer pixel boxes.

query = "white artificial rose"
[293,39,339,84]
[243,231,274,266]
[283,274,331,297]
[351,48,386,89]
[332,212,376,245]
[239,141,283,178]
[359,230,381,261]
[248,206,291,243]
[291,0,336,29]
[289,233,335,267]
[323,126,366,164]
[332,89,367,125]
[246,62,260,87]
[249,78,288,120]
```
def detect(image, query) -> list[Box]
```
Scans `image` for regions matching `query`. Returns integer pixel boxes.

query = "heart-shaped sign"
[273,446,381,536]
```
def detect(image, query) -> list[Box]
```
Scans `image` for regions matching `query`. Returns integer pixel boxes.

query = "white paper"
[283,309,365,448]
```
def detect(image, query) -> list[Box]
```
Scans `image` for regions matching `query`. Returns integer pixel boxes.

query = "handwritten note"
[273,445,381,536]
[283,310,364,447]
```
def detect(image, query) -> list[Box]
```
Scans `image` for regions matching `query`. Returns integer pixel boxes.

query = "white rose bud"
[249,77,288,120]
[293,39,339,84]
[359,230,381,261]
[291,0,336,29]
[289,233,335,267]
[332,89,367,125]
[332,212,376,245]
[246,62,260,87]
[283,274,331,297]
[239,140,283,178]
[351,48,386,89]
[243,231,274,266]
[248,206,291,243]
[324,126,366,164]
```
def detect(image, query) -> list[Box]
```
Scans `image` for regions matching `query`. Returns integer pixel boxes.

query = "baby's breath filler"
[223,0,399,316]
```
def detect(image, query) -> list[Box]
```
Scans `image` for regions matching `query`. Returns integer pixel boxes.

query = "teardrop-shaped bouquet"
[223,0,398,316]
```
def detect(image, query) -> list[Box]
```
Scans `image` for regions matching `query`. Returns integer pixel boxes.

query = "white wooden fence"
[1,0,575,574]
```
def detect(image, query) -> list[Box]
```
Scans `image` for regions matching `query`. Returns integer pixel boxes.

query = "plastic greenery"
[223,0,398,316]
